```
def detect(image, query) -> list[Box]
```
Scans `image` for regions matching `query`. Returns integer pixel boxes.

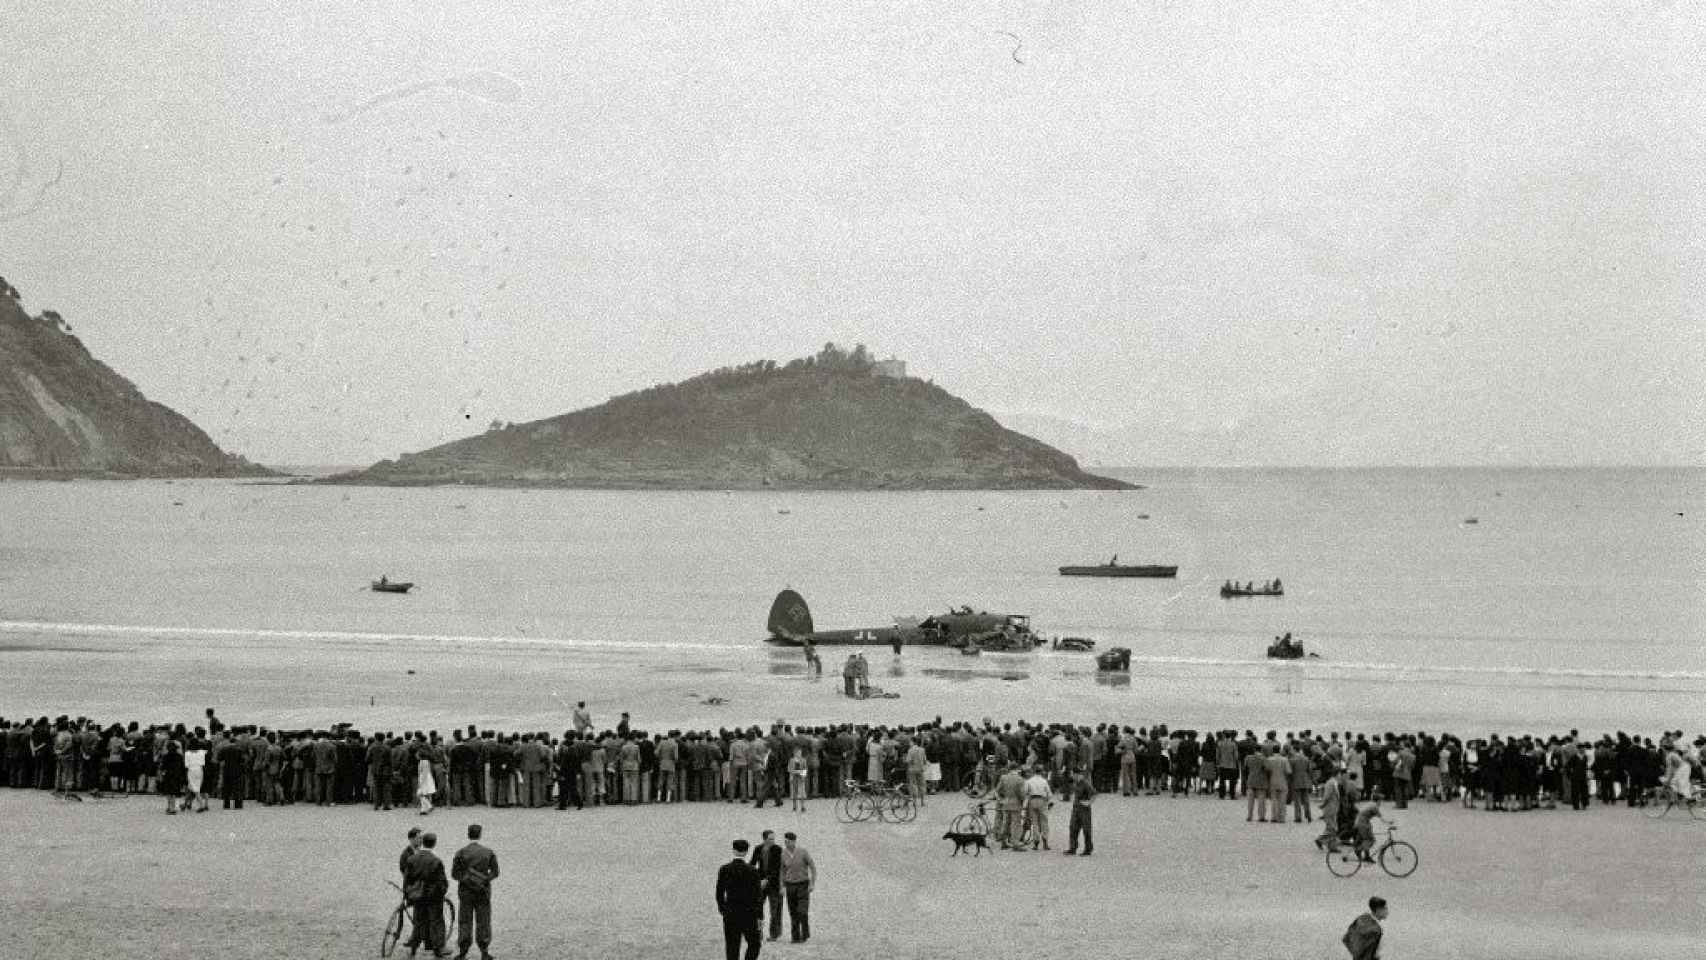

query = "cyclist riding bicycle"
[1351,792,1384,864]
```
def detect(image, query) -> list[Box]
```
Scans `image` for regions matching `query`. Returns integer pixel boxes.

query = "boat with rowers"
[1059,555,1178,578]
[371,576,413,594]
[1222,579,1283,597]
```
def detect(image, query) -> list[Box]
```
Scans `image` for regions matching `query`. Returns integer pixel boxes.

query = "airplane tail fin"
[768,589,814,639]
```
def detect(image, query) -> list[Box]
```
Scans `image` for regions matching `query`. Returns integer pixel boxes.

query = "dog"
[943,830,992,857]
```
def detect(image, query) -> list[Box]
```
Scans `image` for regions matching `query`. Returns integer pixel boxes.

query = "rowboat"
[371,579,413,594]
[1221,583,1283,597]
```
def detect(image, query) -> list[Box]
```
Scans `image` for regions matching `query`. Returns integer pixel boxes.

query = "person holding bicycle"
[402,832,451,957]
[1021,765,1053,851]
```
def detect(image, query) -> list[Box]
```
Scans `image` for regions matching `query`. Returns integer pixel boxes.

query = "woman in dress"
[416,743,436,815]
[865,733,884,785]
[182,738,209,812]
[159,740,186,815]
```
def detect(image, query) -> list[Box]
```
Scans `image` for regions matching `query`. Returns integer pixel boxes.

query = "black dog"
[943,830,992,857]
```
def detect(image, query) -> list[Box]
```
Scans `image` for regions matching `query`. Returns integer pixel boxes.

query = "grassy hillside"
[331,346,1131,490]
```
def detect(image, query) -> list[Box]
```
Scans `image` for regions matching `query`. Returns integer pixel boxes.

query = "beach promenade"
[7,782,1700,959]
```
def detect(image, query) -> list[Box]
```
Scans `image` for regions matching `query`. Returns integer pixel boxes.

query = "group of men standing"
[716,830,816,960]
[397,824,500,960]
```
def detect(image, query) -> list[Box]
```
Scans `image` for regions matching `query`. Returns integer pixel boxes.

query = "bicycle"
[1013,799,1054,851]
[1326,823,1417,878]
[380,880,456,958]
[949,800,993,836]
[1642,786,1705,821]
[836,780,919,824]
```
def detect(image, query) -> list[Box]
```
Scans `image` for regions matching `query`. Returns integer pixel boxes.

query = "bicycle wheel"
[853,793,878,822]
[1326,847,1363,878]
[441,898,456,934]
[889,793,917,823]
[950,812,990,835]
[1379,840,1419,878]
[835,793,858,823]
[1643,791,1672,819]
[380,903,406,957]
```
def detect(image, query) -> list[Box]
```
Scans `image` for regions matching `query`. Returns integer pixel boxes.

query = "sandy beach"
[8,779,1702,960]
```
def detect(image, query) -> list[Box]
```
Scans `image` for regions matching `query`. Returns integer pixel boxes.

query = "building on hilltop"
[872,356,907,379]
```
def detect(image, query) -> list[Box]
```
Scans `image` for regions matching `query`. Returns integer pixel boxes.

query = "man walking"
[717,839,763,960]
[1064,770,1095,856]
[403,832,452,958]
[779,832,816,943]
[749,829,784,941]
[1342,896,1388,960]
[451,824,499,960]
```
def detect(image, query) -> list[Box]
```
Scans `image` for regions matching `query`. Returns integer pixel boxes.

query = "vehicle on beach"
[1051,636,1097,651]
[1095,647,1132,671]
[371,576,413,594]
[1266,632,1315,659]
[1059,555,1177,578]
[1221,579,1283,597]
[765,589,1039,650]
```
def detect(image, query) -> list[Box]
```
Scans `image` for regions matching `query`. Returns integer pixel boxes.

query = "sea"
[1,468,1702,732]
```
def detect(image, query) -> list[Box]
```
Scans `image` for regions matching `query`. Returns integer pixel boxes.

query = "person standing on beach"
[717,838,763,960]
[779,831,815,943]
[404,832,451,957]
[1342,896,1387,960]
[572,702,592,736]
[1064,770,1094,856]
[451,824,498,960]
[159,740,185,814]
[1022,765,1052,850]
[750,829,784,941]
[788,748,808,813]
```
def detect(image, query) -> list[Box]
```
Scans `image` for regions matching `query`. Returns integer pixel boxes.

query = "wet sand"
[7,781,1701,960]
[1,626,1700,738]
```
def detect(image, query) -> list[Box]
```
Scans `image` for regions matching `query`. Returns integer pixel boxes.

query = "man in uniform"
[716,839,763,960]
[451,824,499,960]
[1064,770,1095,856]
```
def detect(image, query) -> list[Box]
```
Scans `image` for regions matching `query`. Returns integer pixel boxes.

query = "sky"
[2,3,1702,467]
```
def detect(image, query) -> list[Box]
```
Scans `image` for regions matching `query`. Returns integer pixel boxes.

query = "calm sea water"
[1,468,1701,680]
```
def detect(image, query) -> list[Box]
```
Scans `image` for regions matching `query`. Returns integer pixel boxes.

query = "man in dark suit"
[403,832,451,957]
[217,732,248,809]
[748,829,783,941]
[1342,896,1387,960]
[451,824,499,960]
[716,838,763,960]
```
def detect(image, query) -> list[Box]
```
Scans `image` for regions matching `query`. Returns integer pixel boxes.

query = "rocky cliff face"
[0,281,269,477]
[328,347,1133,490]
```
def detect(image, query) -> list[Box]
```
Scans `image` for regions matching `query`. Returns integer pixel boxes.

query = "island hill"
[0,278,270,479]
[327,345,1133,490]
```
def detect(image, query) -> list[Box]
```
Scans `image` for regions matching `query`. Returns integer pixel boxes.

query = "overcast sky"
[3,3,1702,467]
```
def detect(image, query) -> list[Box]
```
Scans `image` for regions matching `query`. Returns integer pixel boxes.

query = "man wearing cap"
[779,832,816,943]
[716,838,763,960]
[1063,770,1095,856]
[451,824,499,960]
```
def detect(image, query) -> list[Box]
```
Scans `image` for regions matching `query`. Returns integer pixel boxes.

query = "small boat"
[371,577,413,594]
[1464,517,1479,525]
[1266,633,1312,659]
[1221,581,1284,598]
[1059,555,1177,578]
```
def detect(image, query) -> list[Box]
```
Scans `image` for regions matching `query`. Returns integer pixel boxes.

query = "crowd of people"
[4,705,1700,833]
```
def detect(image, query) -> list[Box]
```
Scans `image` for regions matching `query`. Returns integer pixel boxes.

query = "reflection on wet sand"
[921,667,1031,684]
